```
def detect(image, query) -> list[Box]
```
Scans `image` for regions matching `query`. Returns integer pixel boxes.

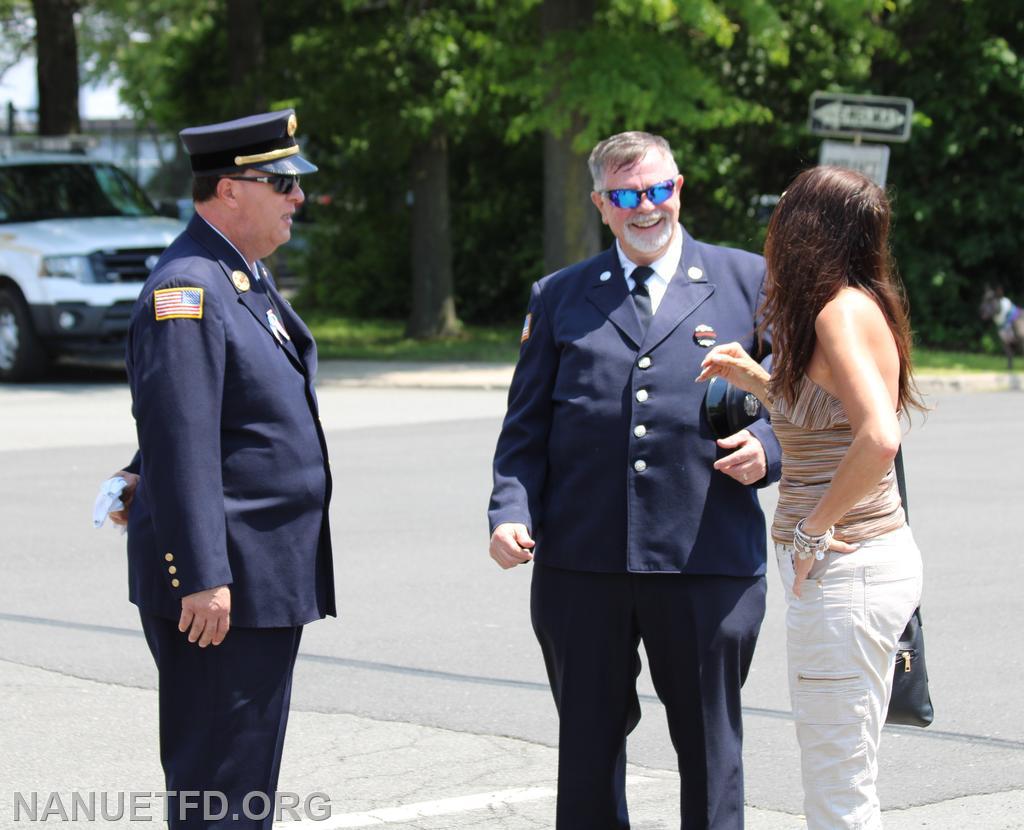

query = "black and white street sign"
[809,92,913,142]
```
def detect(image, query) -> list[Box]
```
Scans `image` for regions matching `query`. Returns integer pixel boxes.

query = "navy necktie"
[631,266,655,331]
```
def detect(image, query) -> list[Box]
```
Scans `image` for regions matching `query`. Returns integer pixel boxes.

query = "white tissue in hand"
[92,476,128,528]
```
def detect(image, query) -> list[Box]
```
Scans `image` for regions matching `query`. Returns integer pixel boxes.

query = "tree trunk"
[226,0,266,113]
[541,0,599,274]
[32,0,80,136]
[406,128,459,339]
[543,117,601,274]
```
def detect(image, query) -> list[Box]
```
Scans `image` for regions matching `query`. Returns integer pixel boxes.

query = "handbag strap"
[895,446,909,525]
[895,447,925,652]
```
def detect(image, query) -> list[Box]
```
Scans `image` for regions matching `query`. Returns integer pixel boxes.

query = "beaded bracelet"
[793,518,834,561]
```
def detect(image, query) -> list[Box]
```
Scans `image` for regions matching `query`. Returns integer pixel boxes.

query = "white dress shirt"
[200,215,260,280]
[616,224,683,314]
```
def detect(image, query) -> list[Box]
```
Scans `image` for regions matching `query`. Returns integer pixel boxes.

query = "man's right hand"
[179,585,231,647]
[489,523,535,569]
[108,470,140,527]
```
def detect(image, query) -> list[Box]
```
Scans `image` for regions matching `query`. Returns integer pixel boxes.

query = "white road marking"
[280,775,660,829]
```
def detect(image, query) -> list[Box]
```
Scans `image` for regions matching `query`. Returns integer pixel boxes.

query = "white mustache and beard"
[623,208,675,254]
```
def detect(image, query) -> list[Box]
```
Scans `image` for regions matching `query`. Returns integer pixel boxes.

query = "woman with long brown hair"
[697,165,924,828]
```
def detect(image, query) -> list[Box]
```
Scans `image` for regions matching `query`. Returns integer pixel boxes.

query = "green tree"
[288,0,532,338]
[71,0,1022,349]
[0,0,34,81]
[83,0,271,127]
[81,0,313,203]
[507,0,794,271]
[0,0,80,135]
[668,0,893,247]
[286,0,896,326]
[873,0,1024,349]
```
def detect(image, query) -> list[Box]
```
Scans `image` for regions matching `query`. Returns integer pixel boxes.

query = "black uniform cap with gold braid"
[179,109,317,176]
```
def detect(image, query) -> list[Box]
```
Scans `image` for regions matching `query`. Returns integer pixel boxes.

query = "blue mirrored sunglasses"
[603,179,676,210]
[223,173,300,195]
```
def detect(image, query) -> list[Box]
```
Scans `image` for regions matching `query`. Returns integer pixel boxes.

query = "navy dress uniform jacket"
[489,227,781,575]
[125,214,335,628]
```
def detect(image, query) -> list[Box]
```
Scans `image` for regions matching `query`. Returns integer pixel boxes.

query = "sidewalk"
[315,360,1024,395]
[4,659,1022,830]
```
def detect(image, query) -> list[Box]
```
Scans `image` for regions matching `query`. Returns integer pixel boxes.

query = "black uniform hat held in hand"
[703,376,765,440]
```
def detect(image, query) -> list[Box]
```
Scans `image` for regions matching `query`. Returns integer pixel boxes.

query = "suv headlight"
[41,255,95,282]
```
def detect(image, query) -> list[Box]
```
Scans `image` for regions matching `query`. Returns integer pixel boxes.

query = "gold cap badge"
[287,114,298,137]
[231,270,251,292]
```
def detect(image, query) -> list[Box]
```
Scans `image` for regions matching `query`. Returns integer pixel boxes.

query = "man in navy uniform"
[119,110,334,828]
[488,132,781,829]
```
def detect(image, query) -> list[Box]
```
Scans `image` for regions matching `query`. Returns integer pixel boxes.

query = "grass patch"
[912,348,1021,374]
[301,314,522,362]
[302,313,1021,372]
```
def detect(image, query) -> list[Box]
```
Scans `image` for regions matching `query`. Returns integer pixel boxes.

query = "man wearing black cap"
[119,109,334,828]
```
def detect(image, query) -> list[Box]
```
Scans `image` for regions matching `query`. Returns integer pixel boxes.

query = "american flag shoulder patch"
[154,287,204,321]
[521,312,532,343]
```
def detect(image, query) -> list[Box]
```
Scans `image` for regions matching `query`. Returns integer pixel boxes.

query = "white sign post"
[818,140,891,187]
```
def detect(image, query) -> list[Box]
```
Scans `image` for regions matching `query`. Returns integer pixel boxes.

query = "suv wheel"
[0,287,48,382]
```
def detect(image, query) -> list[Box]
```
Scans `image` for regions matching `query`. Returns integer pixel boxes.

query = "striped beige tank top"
[768,375,905,545]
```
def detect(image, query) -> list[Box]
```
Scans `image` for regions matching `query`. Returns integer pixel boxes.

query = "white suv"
[0,153,183,381]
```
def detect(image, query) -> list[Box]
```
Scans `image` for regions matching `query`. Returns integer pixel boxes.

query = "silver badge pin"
[266,310,283,343]
[743,393,761,417]
[599,270,611,282]
[266,309,290,343]
[688,266,703,281]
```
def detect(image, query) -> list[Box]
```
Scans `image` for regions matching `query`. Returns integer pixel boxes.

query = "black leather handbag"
[886,448,934,727]
[887,606,933,726]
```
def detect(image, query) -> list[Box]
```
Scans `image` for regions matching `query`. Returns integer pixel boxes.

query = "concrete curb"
[315,360,1024,395]
[316,361,515,390]
[915,372,1024,395]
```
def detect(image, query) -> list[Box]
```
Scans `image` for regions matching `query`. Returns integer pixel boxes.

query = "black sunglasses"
[223,174,300,195]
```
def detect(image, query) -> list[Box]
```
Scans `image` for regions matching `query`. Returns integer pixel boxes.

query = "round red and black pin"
[693,324,717,348]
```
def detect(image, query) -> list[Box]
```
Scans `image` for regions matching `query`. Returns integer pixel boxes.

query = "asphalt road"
[1,372,1022,828]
